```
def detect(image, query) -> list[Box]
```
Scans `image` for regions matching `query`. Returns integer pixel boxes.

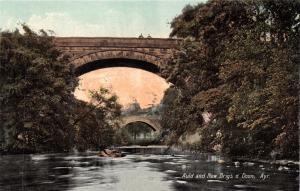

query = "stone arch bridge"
[54,37,179,75]
[120,115,161,131]
[54,37,176,130]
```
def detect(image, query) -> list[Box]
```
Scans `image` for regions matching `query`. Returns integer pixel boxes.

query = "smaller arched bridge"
[119,115,161,131]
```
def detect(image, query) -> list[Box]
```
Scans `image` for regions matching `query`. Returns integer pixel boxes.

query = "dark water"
[0,150,298,191]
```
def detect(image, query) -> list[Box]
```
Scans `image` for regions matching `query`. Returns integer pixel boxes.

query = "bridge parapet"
[54,37,180,72]
[54,37,179,48]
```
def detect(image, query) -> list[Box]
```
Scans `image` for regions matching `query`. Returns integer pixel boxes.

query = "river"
[0,148,298,191]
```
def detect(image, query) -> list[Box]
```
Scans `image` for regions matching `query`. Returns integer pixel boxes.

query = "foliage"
[162,0,299,159]
[0,26,122,153]
[122,100,142,115]
[0,26,78,153]
[160,87,203,145]
[75,88,121,151]
[122,101,161,116]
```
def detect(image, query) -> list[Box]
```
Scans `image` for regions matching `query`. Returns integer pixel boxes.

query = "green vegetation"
[122,101,161,116]
[74,88,121,152]
[161,0,299,159]
[0,26,121,153]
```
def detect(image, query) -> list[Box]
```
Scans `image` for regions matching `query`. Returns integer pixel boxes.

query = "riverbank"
[166,145,300,168]
[232,157,300,167]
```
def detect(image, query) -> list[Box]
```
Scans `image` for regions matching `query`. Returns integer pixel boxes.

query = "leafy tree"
[218,1,299,158]
[162,0,299,159]
[0,27,122,153]
[160,86,203,146]
[0,26,78,153]
[75,88,121,151]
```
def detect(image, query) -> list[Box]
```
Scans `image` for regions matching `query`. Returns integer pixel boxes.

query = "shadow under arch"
[123,121,158,132]
[120,115,162,132]
[75,58,160,76]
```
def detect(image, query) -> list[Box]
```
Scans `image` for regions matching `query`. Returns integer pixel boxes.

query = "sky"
[0,0,204,37]
[0,0,205,108]
[75,67,170,108]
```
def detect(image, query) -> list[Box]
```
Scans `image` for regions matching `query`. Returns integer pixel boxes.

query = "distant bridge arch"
[120,115,161,131]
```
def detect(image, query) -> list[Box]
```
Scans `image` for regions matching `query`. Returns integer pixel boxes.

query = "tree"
[160,86,204,145]
[75,88,121,151]
[0,26,123,154]
[123,98,142,115]
[161,0,299,159]
[0,26,78,153]
[218,1,299,158]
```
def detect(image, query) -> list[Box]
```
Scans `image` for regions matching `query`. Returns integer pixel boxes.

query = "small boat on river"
[98,149,126,158]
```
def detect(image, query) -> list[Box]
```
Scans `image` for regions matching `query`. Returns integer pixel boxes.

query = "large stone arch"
[120,115,161,131]
[70,50,165,75]
[54,37,179,76]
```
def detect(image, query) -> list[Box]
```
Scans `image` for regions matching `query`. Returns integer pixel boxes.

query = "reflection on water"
[0,150,298,191]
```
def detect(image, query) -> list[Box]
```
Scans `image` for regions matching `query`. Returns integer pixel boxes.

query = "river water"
[0,149,298,191]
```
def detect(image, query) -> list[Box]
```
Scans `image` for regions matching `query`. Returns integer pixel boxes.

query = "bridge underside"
[120,116,161,131]
[75,58,160,76]
[124,121,158,131]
